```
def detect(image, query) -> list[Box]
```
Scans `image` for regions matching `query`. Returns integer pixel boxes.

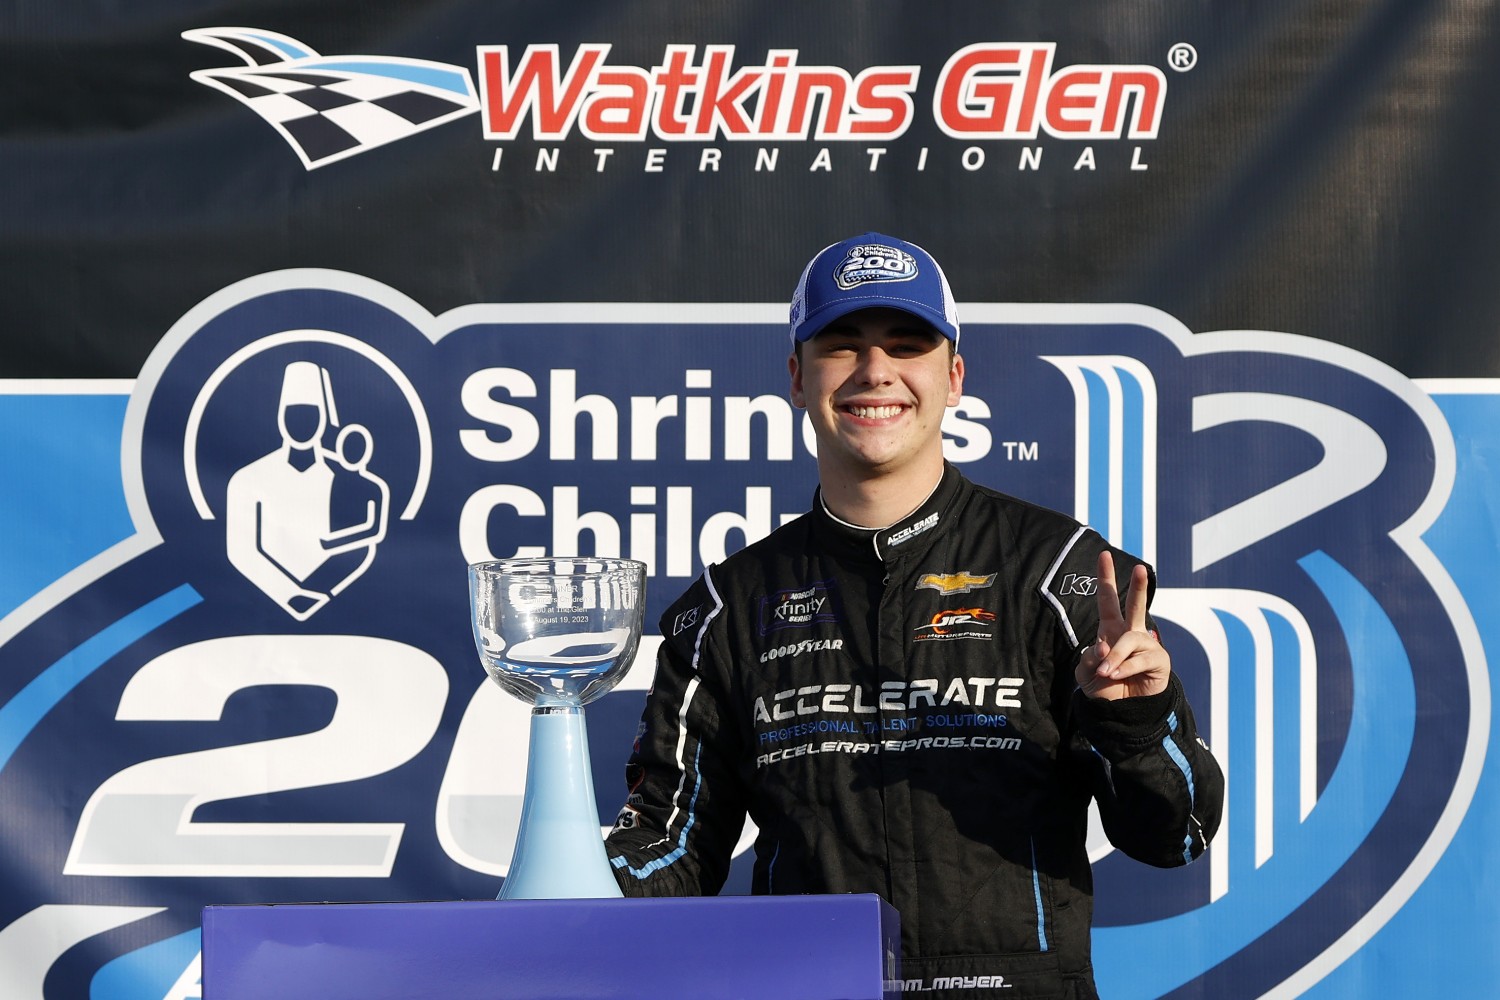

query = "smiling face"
[789,306,964,488]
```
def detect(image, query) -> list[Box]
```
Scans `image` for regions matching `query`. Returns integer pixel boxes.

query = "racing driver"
[604,232,1225,999]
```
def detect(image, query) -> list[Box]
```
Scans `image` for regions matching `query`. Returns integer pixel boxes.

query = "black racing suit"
[605,465,1223,999]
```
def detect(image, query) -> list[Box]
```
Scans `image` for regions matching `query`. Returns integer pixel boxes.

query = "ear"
[946,353,965,407]
[788,351,807,409]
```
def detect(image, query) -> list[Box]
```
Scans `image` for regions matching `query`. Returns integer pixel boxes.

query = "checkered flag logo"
[184,27,480,169]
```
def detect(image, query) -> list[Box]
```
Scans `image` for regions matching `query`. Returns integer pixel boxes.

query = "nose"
[853,346,896,387]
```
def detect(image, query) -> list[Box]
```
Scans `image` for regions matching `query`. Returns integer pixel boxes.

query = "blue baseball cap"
[789,232,960,346]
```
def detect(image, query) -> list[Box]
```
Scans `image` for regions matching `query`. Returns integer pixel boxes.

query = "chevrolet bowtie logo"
[916,571,998,595]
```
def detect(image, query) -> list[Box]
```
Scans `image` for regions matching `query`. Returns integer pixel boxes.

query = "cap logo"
[834,243,918,290]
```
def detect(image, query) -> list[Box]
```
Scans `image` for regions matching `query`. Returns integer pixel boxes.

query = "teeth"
[850,405,902,419]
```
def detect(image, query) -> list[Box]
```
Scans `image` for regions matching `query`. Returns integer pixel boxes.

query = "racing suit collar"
[813,462,964,566]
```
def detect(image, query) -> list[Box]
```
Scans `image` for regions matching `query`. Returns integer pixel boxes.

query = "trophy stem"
[499,703,624,900]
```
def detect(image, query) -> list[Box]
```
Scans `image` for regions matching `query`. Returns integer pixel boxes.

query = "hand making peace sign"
[1073,549,1172,701]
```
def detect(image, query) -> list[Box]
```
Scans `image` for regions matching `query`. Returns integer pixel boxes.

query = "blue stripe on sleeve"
[1161,710,1199,862]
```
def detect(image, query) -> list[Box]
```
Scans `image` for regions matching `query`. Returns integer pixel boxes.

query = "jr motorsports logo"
[187,29,1175,171]
[0,273,1485,998]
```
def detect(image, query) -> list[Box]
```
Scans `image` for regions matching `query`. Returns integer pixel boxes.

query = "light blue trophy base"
[501,703,621,899]
[201,894,902,999]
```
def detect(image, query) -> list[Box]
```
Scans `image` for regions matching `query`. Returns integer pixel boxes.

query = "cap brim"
[792,296,959,344]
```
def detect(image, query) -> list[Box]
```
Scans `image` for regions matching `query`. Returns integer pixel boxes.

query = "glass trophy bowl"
[468,557,646,899]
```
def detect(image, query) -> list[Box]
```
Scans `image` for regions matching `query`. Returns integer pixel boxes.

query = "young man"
[605,233,1223,999]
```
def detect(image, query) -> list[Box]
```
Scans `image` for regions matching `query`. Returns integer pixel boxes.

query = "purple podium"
[201,894,901,999]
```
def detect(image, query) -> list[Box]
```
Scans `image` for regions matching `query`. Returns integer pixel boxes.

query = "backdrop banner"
[1,4,1496,998]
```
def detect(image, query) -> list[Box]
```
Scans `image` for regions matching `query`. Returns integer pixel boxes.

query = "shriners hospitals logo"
[187,30,1174,171]
[198,350,429,619]
[0,272,1485,999]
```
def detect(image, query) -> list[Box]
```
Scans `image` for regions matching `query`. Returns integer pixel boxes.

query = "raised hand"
[1074,550,1170,701]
